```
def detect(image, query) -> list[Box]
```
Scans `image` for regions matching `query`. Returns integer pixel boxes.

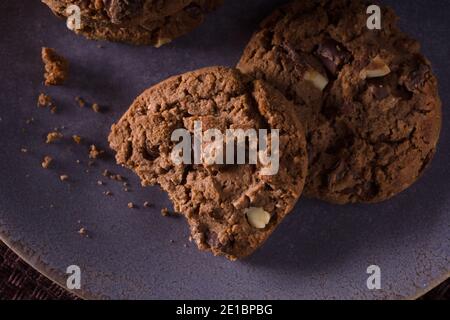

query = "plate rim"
[1,227,449,300]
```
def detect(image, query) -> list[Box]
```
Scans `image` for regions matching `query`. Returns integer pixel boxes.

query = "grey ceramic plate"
[0,0,448,300]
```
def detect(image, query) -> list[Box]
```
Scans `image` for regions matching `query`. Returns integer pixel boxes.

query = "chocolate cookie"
[238,0,442,204]
[108,67,308,260]
[42,0,222,46]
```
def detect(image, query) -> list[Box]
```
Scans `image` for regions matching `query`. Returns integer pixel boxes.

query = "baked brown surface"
[108,66,308,260]
[237,0,442,204]
[42,0,222,46]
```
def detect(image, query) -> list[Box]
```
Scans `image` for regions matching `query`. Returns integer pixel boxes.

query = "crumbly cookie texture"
[237,0,442,204]
[42,0,222,46]
[109,67,308,260]
[42,47,68,86]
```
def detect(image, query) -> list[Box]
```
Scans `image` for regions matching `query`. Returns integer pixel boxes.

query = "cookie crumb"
[128,202,135,209]
[123,188,130,192]
[89,144,104,159]
[75,96,86,108]
[92,103,101,113]
[25,118,35,125]
[72,135,82,144]
[78,227,88,237]
[143,201,151,208]
[42,47,68,86]
[50,105,58,114]
[46,131,63,143]
[20,148,28,153]
[104,191,113,196]
[161,208,169,217]
[97,180,104,186]
[102,169,111,177]
[41,156,53,169]
[37,93,52,108]
[60,174,69,182]
[111,174,124,182]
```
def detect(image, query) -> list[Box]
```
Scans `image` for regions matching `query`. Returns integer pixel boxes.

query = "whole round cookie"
[42,0,222,46]
[237,0,442,204]
[108,67,308,260]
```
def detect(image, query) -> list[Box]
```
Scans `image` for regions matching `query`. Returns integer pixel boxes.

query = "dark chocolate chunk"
[316,39,351,76]
[405,64,431,92]
[371,84,389,100]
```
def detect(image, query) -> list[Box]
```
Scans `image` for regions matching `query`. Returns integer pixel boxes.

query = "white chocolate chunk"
[245,207,271,229]
[361,55,391,79]
[304,70,329,91]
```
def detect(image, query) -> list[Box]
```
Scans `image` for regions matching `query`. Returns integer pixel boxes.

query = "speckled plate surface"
[0,0,448,300]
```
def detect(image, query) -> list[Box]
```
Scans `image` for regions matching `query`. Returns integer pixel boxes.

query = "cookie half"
[109,67,308,260]
[42,0,222,46]
[237,0,442,204]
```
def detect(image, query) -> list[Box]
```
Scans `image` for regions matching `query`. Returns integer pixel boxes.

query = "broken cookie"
[109,67,308,260]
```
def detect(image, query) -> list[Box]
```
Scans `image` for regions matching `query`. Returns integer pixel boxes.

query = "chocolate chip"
[371,84,389,100]
[315,39,351,76]
[405,64,430,92]
[103,0,144,24]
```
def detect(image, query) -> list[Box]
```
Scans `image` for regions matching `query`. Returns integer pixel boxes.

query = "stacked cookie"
[108,0,441,260]
[42,0,223,46]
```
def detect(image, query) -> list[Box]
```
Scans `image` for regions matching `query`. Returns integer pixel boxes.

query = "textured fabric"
[0,242,78,300]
